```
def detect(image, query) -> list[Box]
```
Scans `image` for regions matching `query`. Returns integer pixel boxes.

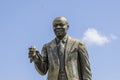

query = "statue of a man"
[28,17,92,80]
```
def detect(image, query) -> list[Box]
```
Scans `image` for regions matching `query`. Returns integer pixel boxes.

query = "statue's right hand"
[28,46,39,63]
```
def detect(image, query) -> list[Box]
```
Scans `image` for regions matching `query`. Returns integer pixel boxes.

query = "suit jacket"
[34,35,92,80]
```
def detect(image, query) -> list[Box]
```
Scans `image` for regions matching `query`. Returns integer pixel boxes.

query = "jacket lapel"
[49,39,59,65]
[65,36,75,63]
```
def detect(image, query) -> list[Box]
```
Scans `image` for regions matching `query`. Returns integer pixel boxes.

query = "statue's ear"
[67,24,69,30]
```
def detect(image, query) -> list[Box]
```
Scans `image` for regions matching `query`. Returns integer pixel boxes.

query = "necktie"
[58,40,64,55]
[58,40,68,80]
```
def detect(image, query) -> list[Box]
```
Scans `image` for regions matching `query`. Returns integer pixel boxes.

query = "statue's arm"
[34,44,48,75]
[78,41,92,80]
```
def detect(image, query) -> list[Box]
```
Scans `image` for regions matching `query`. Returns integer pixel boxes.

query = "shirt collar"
[56,34,68,44]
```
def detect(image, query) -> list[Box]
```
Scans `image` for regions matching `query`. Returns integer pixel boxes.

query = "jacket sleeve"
[34,44,48,75]
[78,41,92,80]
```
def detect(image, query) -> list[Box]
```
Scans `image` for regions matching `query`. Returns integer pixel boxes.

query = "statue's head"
[52,16,69,39]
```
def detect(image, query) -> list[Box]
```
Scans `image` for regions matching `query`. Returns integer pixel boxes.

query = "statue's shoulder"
[76,39,85,45]
[71,38,87,52]
[70,37,85,46]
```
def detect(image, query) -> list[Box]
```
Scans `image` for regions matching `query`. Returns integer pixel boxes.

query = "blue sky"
[0,0,120,80]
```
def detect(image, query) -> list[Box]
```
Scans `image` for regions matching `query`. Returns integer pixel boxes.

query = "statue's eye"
[59,23,65,26]
[54,23,65,27]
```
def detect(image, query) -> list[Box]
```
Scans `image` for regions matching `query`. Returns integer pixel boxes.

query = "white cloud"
[82,28,110,46]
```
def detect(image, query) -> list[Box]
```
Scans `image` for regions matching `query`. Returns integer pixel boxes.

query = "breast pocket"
[69,48,78,61]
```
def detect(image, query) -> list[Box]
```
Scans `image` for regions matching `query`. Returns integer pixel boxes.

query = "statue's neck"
[57,34,66,40]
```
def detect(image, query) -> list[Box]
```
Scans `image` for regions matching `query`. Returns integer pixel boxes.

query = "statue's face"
[53,18,68,38]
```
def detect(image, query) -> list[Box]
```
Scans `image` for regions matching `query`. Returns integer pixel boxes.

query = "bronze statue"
[28,17,92,80]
